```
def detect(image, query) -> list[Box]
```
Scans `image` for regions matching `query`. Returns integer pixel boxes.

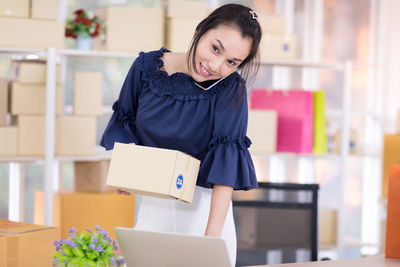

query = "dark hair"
[187,4,262,101]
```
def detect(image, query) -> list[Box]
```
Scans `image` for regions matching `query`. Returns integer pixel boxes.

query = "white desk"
[247,256,400,267]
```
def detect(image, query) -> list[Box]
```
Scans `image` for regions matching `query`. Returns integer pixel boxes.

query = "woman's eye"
[212,45,219,53]
[227,60,236,66]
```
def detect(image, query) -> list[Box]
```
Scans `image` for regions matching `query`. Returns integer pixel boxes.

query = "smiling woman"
[100,3,262,267]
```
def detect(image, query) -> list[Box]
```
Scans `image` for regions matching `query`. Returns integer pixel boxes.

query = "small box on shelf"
[30,0,58,20]
[55,116,97,156]
[167,17,202,53]
[0,17,64,49]
[0,126,18,157]
[93,6,164,53]
[11,82,64,115]
[11,61,62,84]
[258,14,286,34]
[167,0,209,17]
[259,34,297,60]
[17,115,45,156]
[73,72,102,116]
[0,0,29,18]
[74,160,111,193]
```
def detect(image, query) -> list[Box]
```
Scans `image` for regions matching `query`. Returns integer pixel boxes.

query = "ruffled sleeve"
[100,55,144,150]
[197,75,258,190]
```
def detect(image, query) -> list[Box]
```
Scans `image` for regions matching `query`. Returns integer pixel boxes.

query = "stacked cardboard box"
[9,60,64,157]
[166,0,209,52]
[94,6,164,53]
[54,71,103,157]
[0,219,60,266]
[256,12,297,60]
[0,0,64,49]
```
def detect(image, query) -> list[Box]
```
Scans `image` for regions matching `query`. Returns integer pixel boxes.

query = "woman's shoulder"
[131,47,169,72]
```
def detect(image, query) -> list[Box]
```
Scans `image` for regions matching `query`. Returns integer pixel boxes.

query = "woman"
[100,4,262,266]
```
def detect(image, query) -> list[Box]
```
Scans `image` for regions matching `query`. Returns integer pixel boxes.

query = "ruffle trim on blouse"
[139,47,241,101]
[208,135,252,150]
[198,135,258,190]
[111,101,136,139]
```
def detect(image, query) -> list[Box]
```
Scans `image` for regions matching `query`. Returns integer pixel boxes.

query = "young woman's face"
[191,24,252,82]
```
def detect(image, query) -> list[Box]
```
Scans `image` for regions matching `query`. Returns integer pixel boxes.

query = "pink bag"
[250,89,314,154]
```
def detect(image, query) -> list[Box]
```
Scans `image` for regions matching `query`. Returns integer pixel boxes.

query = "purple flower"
[115,252,119,257]
[86,228,92,233]
[63,238,74,247]
[54,240,59,246]
[69,227,77,233]
[92,236,98,244]
[96,245,103,252]
[113,240,118,250]
[117,258,125,265]
[94,225,100,230]
[110,257,115,263]
[56,245,61,251]
[70,233,76,238]
[60,250,67,256]
[89,243,95,250]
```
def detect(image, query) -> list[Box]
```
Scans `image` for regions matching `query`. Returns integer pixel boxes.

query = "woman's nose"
[209,60,222,74]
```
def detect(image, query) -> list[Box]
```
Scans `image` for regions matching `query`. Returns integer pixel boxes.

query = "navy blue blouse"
[100,48,258,190]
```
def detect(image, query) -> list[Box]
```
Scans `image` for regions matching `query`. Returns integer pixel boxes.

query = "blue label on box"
[176,175,183,189]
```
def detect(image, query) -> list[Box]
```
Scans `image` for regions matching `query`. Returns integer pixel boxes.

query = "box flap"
[0,219,53,235]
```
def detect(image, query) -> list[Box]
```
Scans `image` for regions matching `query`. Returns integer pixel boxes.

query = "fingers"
[116,189,130,195]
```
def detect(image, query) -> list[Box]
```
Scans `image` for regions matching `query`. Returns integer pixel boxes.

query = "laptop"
[115,227,232,267]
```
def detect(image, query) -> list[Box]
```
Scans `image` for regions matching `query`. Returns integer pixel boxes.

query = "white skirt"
[134,186,237,267]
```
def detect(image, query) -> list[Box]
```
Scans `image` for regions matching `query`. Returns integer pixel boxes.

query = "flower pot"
[75,35,93,50]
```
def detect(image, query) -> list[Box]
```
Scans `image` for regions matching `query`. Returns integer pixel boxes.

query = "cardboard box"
[106,143,200,203]
[0,17,64,49]
[319,209,337,247]
[56,116,96,156]
[0,0,29,18]
[31,0,58,20]
[0,219,60,267]
[11,82,64,115]
[0,78,7,126]
[11,61,62,84]
[258,14,286,34]
[17,116,45,156]
[247,110,277,153]
[34,190,134,242]
[259,33,297,60]
[74,160,111,192]
[167,0,209,17]
[386,165,400,258]
[94,6,164,53]
[0,127,18,157]
[73,72,102,116]
[382,135,400,197]
[0,235,6,267]
[167,17,202,52]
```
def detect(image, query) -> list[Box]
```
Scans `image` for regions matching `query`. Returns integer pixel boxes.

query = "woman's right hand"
[116,189,131,195]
